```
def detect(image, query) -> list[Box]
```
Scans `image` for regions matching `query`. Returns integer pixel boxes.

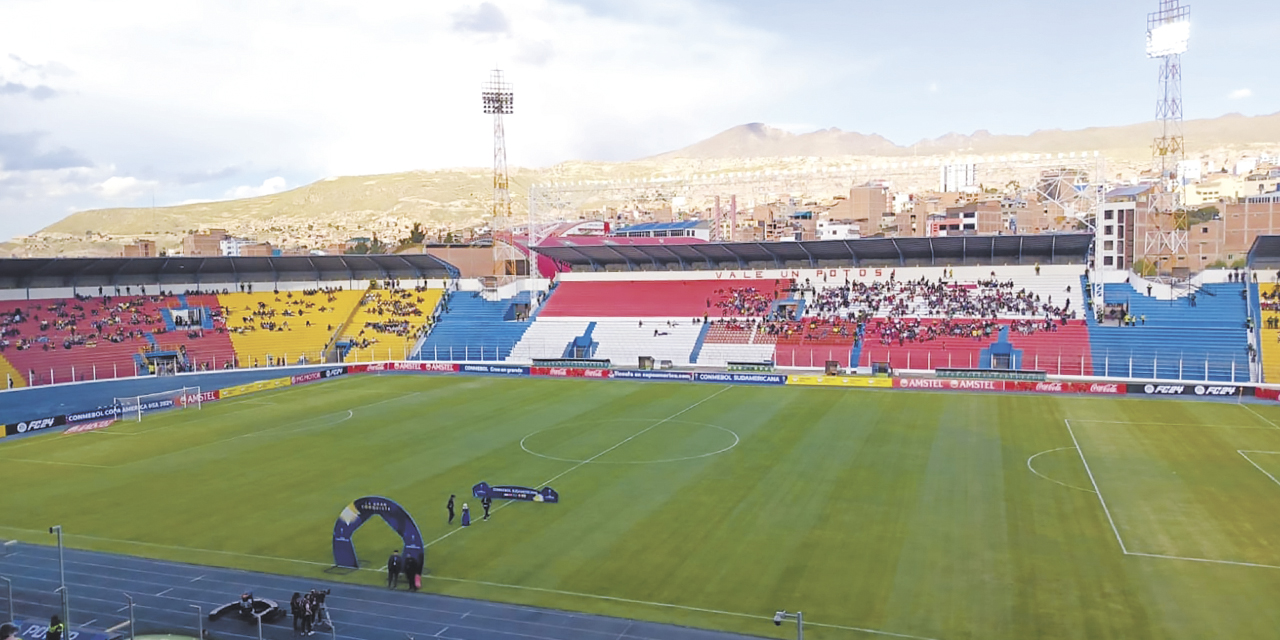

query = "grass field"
[6,374,1280,639]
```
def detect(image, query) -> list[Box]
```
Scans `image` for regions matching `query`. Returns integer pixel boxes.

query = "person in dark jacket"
[387,550,402,589]
[404,553,421,591]
[447,494,456,524]
[47,617,64,640]
[291,593,303,633]
[482,496,492,520]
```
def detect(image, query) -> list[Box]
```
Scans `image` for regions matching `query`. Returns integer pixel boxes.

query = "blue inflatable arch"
[332,496,424,569]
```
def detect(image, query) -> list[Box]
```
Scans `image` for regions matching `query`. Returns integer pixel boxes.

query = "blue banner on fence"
[460,364,530,376]
[694,372,787,385]
[611,370,694,381]
[473,481,559,503]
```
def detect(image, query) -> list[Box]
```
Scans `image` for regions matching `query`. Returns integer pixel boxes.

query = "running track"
[0,540,764,640]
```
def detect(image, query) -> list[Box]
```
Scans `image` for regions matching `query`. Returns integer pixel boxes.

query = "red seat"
[540,279,792,318]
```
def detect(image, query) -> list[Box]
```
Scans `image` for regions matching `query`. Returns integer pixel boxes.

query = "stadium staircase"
[1086,282,1249,382]
[507,319,592,362]
[563,322,599,358]
[340,288,443,362]
[219,289,365,367]
[0,354,26,388]
[415,291,533,361]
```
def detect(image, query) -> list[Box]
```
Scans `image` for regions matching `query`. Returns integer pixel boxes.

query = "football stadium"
[5,234,1280,640]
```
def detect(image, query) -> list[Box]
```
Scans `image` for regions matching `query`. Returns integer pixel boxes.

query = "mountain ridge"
[654,111,1280,159]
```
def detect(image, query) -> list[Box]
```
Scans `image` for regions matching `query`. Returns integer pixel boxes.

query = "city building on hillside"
[931,200,1003,237]
[121,239,156,258]
[183,229,228,256]
[1097,185,1148,271]
[816,218,860,240]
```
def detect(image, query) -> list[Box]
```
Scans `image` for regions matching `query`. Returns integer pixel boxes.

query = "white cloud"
[98,175,157,198]
[928,82,940,93]
[1229,88,1253,100]
[227,176,287,200]
[0,0,815,240]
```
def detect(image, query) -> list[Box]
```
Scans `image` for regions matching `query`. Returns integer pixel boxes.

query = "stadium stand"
[220,288,365,367]
[538,279,792,319]
[508,319,593,361]
[0,353,24,388]
[0,293,237,385]
[340,287,443,362]
[415,291,533,361]
[1088,281,1249,381]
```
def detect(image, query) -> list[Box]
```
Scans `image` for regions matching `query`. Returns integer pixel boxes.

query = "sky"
[0,0,1276,242]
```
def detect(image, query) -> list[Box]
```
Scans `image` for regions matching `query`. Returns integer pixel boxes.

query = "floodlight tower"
[1144,0,1191,274]
[482,69,518,277]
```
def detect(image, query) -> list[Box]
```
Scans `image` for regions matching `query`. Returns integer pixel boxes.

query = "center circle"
[520,418,740,464]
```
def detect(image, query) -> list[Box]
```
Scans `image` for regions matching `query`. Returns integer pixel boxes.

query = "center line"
[426,386,732,547]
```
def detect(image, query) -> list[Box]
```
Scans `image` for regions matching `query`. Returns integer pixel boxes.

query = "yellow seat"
[0,353,26,389]
[1263,310,1280,383]
[218,289,365,367]
[342,289,443,362]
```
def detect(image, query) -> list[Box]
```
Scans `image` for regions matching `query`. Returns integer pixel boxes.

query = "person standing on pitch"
[387,549,403,589]
[461,503,471,527]
[482,495,492,520]
[447,494,456,524]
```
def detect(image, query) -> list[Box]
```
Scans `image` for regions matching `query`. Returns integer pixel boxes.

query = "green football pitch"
[6,374,1280,639]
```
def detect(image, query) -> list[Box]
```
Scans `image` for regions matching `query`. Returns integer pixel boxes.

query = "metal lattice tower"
[1143,0,1191,273]
[482,69,519,277]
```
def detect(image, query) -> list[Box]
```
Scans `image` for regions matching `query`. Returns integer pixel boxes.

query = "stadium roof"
[1107,185,1153,199]
[1247,235,1280,269]
[613,221,705,234]
[0,254,459,289]
[532,233,1093,271]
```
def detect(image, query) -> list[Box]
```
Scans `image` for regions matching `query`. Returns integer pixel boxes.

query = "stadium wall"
[4,359,1277,444]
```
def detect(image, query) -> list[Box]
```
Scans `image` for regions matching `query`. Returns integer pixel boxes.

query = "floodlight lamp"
[1146,20,1190,57]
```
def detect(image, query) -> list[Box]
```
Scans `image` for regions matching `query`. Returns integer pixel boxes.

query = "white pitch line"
[1127,551,1280,571]
[1241,403,1280,429]
[426,386,734,548]
[1063,419,1128,553]
[1026,447,1096,493]
[0,458,111,469]
[1238,450,1280,489]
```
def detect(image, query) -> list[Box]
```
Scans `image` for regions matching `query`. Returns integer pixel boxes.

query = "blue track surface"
[0,541,763,640]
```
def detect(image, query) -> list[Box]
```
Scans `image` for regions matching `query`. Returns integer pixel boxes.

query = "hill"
[656,111,1280,159]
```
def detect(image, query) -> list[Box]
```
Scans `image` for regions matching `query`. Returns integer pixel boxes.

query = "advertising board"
[530,367,613,379]
[787,375,894,388]
[611,370,694,381]
[459,364,529,376]
[693,372,786,385]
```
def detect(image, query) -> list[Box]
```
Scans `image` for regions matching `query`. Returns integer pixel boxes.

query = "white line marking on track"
[1064,419,1128,553]
[81,619,97,627]
[424,574,943,640]
[426,386,734,548]
[1026,447,1096,493]
[155,587,172,596]
[2,536,947,640]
